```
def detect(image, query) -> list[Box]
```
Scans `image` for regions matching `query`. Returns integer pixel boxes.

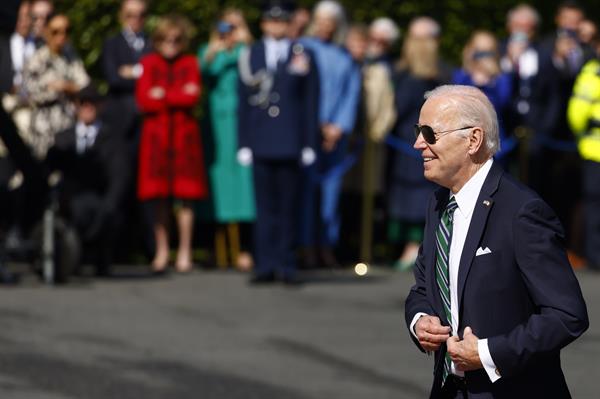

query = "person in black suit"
[533,1,590,242]
[101,0,151,261]
[47,85,130,277]
[237,1,319,285]
[405,85,588,398]
[101,0,151,144]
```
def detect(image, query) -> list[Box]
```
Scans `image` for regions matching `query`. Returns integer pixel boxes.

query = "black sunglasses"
[414,124,475,145]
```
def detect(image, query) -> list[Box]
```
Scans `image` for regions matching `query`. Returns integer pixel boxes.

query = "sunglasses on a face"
[414,124,474,144]
[50,26,70,36]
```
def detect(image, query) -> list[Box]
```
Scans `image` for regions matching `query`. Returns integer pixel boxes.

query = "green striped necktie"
[435,196,458,385]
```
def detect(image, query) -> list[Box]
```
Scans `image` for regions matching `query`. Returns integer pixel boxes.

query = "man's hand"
[414,315,451,352]
[447,326,483,371]
[321,124,343,152]
[119,65,135,79]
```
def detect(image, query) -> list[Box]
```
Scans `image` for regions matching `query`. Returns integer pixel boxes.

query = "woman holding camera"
[197,9,255,271]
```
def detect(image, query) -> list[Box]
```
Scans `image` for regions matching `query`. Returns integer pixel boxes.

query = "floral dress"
[23,45,90,159]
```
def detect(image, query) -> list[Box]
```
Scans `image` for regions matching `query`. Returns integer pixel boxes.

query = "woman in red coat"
[136,14,207,273]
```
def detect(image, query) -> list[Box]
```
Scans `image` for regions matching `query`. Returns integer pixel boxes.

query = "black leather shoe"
[0,267,20,285]
[320,247,341,269]
[282,274,304,287]
[249,273,276,285]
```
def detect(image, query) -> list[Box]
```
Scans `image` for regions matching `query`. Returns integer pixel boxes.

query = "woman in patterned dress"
[23,12,89,159]
[136,15,208,273]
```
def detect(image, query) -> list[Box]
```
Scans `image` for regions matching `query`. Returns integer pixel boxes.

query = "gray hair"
[306,0,348,45]
[507,4,540,28]
[424,85,500,156]
[408,16,441,39]
[370,17,400,43]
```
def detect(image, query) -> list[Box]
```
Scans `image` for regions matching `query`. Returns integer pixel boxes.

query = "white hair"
[409,16,441,38]
[308,0,348,46]
[507,4,540,27]
[425,85,500,156]
[314,0,345,21]
[370,17,400,43]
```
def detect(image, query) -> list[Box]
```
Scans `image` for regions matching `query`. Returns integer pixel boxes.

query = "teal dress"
[198,43,255,222]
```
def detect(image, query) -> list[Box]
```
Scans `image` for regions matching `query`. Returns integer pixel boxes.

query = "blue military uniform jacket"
[238,39,319,161]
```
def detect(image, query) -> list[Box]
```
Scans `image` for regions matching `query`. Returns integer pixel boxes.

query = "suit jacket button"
[268,105,280,118]
[495,368,501,376]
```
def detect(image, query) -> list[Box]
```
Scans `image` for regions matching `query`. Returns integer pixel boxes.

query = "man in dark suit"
[101,0,150,144]
[100,0,151,260]
[404,84,588,398]
[237,0,319,285]
[47,85,130,277]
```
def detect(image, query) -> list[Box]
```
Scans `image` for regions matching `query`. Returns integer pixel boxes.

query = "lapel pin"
[483,200,491,207]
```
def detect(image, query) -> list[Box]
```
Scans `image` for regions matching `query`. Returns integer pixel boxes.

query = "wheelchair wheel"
[31,217,81,284]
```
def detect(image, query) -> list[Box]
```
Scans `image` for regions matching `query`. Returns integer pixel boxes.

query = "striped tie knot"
[446,196,458,216]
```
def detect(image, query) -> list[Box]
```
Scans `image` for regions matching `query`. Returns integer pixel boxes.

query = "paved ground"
[0,264,598,398]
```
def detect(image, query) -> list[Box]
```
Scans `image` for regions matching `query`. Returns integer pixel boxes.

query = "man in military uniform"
[237,0,319,284]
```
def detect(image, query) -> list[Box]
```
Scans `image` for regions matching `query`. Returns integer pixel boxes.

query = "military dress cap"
[262,0,295,21]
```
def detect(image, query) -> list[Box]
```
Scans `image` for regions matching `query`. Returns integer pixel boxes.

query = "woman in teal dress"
[198,9,255,270]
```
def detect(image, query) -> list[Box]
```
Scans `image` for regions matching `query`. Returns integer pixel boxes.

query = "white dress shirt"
[75,122,100,154]
[411,158,500,383]
[264,37,290,71]
[10,33,36,86]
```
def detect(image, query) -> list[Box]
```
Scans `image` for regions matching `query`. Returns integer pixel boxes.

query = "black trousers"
[583,160,600,269]
[252,159,300,278]
[439,375,468,399]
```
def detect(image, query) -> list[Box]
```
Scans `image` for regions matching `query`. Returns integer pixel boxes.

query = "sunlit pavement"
[0,264,597,398]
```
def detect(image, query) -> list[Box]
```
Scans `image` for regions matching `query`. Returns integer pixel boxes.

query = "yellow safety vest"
[568,59,600,162]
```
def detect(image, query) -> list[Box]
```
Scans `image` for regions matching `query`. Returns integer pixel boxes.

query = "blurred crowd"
[1,0,599,284]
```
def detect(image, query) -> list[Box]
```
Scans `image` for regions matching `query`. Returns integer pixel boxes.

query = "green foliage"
[54,0,600,82]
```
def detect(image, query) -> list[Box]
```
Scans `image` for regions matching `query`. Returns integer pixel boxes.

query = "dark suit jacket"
[47,121,130,216]
[405,161,588,398]
[101,32,151,96]
[238,40,319,160]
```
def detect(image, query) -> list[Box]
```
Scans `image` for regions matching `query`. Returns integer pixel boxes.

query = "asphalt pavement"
[0,265,598,398]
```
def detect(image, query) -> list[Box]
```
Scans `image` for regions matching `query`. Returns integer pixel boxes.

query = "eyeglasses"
[49,26,69,36]
[124,11,146,20]
[161,36,183,45]
[414,124,474,145]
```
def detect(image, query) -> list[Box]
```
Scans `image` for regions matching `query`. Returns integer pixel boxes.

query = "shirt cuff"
[478,338,501,383]
[409,312,429,340]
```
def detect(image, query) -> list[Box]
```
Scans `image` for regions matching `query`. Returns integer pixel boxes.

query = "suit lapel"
[457,162,503,312]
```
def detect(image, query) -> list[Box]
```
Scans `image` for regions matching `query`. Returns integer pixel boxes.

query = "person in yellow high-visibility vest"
[567,57,600,270]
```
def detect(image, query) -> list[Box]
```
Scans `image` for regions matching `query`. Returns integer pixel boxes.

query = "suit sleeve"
[303,51,320,150]
[102,38,136,93]
[165,58,201,108]
[135,57,167,113]
[331,60,361,134]
[405,195,437,353]
[487,198,589,378]
[102,135,131,213]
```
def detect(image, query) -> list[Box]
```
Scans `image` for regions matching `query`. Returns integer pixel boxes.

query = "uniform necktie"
[436,196,458,385]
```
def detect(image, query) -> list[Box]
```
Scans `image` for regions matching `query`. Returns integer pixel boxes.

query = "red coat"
[136,52,207,200]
